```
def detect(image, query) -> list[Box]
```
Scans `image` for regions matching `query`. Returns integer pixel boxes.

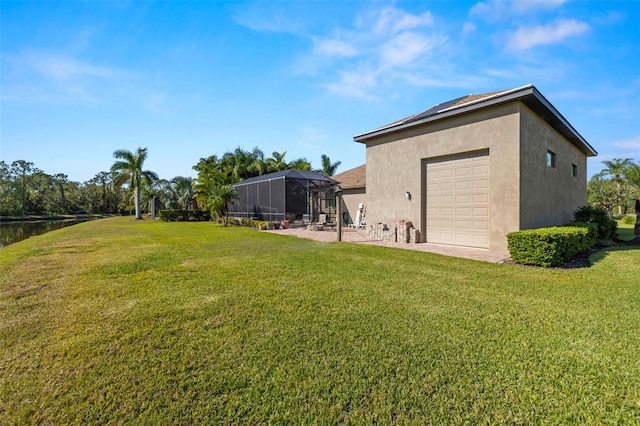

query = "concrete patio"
[265,226,511,263]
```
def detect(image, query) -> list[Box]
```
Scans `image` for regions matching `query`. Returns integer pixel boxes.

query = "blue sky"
[1,1,638,182]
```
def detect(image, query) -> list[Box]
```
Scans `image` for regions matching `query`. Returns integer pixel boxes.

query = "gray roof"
[354,84,597,157]
[233,169,337,187]
[332,164,366,189]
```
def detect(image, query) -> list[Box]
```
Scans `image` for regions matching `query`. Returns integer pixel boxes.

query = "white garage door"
[426,152,490,248]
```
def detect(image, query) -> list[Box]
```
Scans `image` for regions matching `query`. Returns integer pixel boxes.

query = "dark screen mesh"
[230,175,331,221]
[286,179,308,216]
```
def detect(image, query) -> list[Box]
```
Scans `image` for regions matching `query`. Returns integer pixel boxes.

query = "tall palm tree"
[319,154,341,176]
[599,158,633,216]
[111,147,159,219]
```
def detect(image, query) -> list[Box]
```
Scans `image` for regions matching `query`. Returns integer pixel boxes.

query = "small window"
[546,150,556,168]
[571,164,577,177]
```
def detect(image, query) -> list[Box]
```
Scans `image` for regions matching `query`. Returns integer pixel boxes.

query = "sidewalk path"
[265,227,510,263]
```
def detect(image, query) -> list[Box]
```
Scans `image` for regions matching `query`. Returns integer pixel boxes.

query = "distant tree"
[52,173,69,212]
[598,158,634,216]
[288,157,312,171]
[587,175,618,214]
[111,147,159,219]
[266,151,289,172]
[10,160,36,214]
[624,162,640,188]
[171,176,196,210]
[319,154,341,176]
[211,184,238,226]
[247,147,266,176]
[193,156,233,211]
[220,146,264,182]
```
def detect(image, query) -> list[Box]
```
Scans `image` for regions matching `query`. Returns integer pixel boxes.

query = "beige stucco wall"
[364,102,522,252]
[341,187,366,225]
[519,104,587,229]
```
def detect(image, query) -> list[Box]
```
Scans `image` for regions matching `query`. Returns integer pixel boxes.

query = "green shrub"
[507,226,591,267]
[573,205,617,241]
[159,210,211,222]
[621,215,636,225]
[564,221,598,249]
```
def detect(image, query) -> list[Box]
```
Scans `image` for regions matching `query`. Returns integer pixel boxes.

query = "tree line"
[0,147,341,219]
[7,147,634,221]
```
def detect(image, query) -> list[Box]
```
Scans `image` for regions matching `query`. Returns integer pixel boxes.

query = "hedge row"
[507,223,597,267]
[159,210,211,222]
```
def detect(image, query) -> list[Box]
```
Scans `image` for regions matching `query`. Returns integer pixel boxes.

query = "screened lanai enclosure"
[228,169,338,222]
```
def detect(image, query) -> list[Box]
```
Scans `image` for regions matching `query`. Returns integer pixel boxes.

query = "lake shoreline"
[0,214,111,223]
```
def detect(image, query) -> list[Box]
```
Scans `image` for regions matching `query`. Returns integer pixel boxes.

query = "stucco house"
[353,84,597,252]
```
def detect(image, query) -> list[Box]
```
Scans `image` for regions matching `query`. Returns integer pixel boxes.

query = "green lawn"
[617,219,637,241]
[1,217,639,424]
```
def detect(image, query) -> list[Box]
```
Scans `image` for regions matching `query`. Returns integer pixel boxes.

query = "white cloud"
[233,4,304,34]
[470,0,567,19]
[314,38,358,57]
[18,51,128,81]
[511,0,567,13]
[462,22,476,36]
[380,33,444,68]
[374,6,434,34]
[321,67,378,101]
[1,50,135,105]
[506,19,590,50]
[286,5,452,101]
[610,136,640,150]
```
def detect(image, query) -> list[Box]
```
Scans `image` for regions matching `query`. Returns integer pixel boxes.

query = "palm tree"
[247,147,266,177]
[266,151,289,172]
[172,176,195,210]
[111,147,159,219]
[212,184,238,226]
[624,161,640,188]
[319,154,341,176]
[599,158,633,216]
[288,157,312,171]
[219,147,264,182]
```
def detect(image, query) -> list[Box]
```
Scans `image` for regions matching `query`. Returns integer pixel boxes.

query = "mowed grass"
[1,217,639,424]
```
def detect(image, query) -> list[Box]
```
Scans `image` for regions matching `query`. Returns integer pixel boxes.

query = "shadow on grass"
[589,244,640,266]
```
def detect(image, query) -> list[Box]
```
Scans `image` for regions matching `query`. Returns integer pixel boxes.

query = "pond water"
[0,220,90,248]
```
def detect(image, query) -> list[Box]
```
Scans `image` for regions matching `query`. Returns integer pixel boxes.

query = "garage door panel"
[473,221,489,230]
[426,152,490,249]
[455,220,471,229]
[473,179,489,189]
[440,182,454,191]
[456,167,471,177]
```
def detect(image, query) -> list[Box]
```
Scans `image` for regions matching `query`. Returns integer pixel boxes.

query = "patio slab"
[265,227,510,263]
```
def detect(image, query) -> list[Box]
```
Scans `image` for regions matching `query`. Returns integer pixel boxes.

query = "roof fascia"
[353,85,597,157]
[353,85,533,142]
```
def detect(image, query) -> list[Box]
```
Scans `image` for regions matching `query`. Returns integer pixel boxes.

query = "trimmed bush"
[507,226,592,267]
[622,215,636,225]
[564,221,598,250]
[159,210,211,222]
[573,205,617,241]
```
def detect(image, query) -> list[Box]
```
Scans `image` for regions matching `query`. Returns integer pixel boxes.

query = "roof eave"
[353,85,597,157]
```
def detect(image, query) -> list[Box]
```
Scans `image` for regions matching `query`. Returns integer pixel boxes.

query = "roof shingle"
[332,164,366,189]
